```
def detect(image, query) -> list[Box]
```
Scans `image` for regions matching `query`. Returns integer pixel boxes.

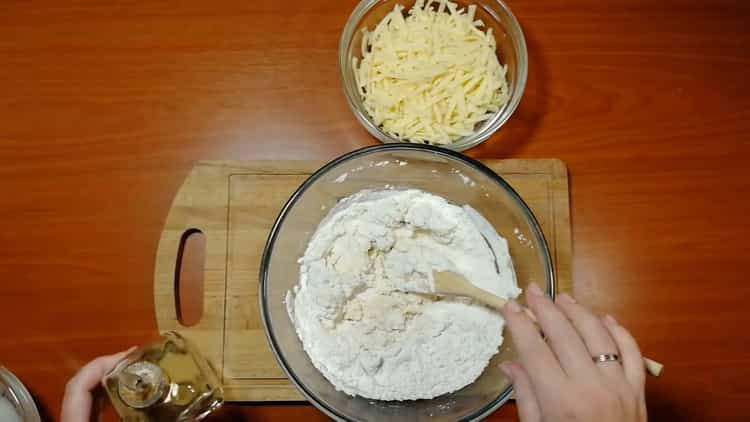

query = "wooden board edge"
[480,158,564,174]
[549,160,572,295]
[224,380,303,402]
[197,160,324,174]
[195,159,567,176]
[154,164,205,332]
[153,162,231,376]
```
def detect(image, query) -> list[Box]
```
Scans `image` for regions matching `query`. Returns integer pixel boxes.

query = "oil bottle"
[102,332,223,421]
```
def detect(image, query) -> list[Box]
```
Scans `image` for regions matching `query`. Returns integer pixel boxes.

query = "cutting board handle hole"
[175,229,205,327]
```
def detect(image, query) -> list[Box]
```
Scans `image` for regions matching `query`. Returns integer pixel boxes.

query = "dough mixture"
[288,189,520,400]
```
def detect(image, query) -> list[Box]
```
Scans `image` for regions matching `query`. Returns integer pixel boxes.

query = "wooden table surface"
[1,0,749,420]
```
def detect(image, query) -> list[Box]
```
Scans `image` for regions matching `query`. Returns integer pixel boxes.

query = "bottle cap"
[117,361,167,408]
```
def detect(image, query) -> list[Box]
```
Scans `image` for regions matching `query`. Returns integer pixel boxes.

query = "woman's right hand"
[501,282,647,422]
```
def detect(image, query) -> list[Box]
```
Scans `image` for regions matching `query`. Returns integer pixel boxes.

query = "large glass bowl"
[260,144,553,421]
[339,0,528,151]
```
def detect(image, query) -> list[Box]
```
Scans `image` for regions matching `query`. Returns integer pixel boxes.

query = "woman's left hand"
[61,348,134,422]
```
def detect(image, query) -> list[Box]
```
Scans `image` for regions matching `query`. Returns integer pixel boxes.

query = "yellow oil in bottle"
[103,332,223,421]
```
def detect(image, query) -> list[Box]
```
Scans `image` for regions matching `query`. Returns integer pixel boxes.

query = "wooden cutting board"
[154,159,571,402]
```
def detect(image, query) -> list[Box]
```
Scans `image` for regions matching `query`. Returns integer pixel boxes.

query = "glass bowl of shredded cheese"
[339,0,527,151]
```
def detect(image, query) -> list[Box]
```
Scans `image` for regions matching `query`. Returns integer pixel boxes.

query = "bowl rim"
[337,0,529,152]
[259,144,555,421]
[0,366,42,422]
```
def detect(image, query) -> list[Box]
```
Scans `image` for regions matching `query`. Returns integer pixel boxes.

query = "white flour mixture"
[288,189,520,400]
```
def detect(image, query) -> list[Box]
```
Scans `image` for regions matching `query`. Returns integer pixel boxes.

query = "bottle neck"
[117,361,167,409]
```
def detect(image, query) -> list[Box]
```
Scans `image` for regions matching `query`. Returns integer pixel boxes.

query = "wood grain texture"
[0,0,749,420]
[153,159,571,402]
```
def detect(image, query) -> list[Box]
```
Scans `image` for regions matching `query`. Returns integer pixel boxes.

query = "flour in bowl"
[288,189,520,400]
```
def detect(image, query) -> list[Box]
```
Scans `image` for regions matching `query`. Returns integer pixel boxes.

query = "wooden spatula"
[426,271,664,377]
[431,270,537,320]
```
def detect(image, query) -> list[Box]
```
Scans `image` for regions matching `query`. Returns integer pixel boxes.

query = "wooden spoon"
[430,270,538,320]
[418,271,664,377]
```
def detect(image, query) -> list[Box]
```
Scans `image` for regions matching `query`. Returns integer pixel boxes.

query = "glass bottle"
[102,331,223,421]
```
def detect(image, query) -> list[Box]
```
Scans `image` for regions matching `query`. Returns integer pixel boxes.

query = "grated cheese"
[354,0,510,145]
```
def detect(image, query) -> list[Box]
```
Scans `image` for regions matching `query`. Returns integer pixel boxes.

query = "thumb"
[61,347,135,422]
[501,361,542,422]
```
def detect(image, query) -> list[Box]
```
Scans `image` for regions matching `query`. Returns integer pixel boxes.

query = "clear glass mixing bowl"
[260,144,553,421]
[339,0,528,151]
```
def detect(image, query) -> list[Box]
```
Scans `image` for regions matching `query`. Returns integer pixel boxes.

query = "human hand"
[61,348,135,422]
[501,283,646,422]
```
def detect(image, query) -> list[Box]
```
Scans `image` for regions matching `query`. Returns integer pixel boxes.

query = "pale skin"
[61,347,134,422]
[61,283,646,422]
[501,282,647,422]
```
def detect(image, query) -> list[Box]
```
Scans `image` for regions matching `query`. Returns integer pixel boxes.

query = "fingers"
[69,349,132,390]
[503,299,566,398]
[555,293,623,378]
[525,283,597,377]
[603,315,646,392]
[61,348,135,422]
[501,361,541,422]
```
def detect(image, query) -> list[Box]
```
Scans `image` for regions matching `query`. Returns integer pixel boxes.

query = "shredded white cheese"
[354,0,510,145]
